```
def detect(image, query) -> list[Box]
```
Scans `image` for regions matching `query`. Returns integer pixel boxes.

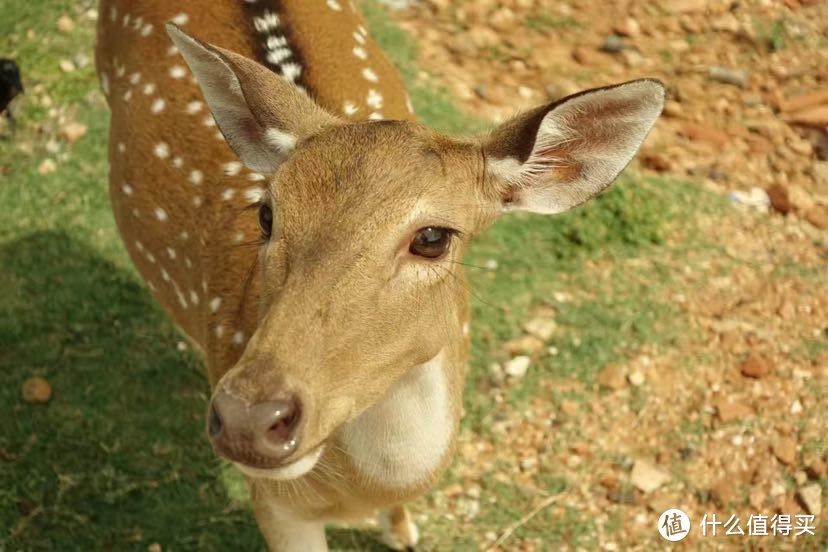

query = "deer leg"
[252,498,327,552]
[378,505,419,551]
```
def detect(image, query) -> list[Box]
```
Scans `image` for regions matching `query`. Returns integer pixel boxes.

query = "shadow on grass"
[0,232,390,551]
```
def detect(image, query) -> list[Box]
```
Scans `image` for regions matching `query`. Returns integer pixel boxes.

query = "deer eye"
[409,227,454,259]
[258,204,273,238]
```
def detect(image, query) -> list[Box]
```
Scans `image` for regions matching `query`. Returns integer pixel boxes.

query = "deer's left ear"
[483,79,665,214]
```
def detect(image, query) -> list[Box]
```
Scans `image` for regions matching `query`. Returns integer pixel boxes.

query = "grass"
[524,14,585,33]
[1,0,730,550]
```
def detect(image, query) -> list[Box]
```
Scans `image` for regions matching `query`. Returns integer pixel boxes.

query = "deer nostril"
[260,398,302,454]
[207,403,222,438]
[267,407,300,443]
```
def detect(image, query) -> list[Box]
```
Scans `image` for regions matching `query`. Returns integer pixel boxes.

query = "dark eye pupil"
[410,227,450,259]
[258,204,273,237]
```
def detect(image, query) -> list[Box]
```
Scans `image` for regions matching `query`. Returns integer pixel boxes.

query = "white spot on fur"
[129,72,141,85]
[151,98,166,113]
[266,47,292,65]
[122,89,132,102]
[243,187,265,204]
[100,73,110,96]
[209,297,222,313]
[131,208,140,218]
[366,89,383,110]
[185,258,193,268]
[140,23,153,36]
[166,45,179,57]
[248,172,266,182]
[185,100,203,114]
[172,156,184,168]
[154,207,169,222]
[221,188,236,201]
[368,112,384,120]
[280,63,301,82]
[353,31,365,45]
[146,251,156,263]
[266,36,287,50]
[169,65,187,79]
[142,82,156,95]
[117,142,126,153]
[327,0,343,11]
[166,247,177,260]
[232,331,244,345]
[232,231,245,243]
[352,46,367,60]
[406,95,414,114]
[134,240,144,252]
[121,183,134,195]
[357,25,368,36]
[343,101,358,116]
[170,13,189,26]
[254,11,280,32]
[264,128,297,152]
[340,351,452,487]
[179,231,189,240]
[362,68,379,82]
[189,170,203,185]
[193,196,203,208]
[160,268,170,282]
[189,290,199,305]
[154,142,170,158]
[223,161,242,176]
[215,324,224,338]
[203,115,216,127]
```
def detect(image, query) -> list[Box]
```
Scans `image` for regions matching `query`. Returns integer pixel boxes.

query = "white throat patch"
[339,351,452,488]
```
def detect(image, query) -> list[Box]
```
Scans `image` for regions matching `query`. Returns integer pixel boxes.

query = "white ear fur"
[166,24,296,173]
[487,79,665,214]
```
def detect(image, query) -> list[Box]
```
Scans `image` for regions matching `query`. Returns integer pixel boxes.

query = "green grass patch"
[524,14,585,32]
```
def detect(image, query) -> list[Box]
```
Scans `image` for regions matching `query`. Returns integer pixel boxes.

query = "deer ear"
[484,79,665,214]
[166,23,340,173]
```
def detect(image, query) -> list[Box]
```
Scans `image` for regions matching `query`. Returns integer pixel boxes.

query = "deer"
[94,0,664,549]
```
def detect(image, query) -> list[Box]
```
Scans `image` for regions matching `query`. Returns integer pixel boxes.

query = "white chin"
[234,446,324,481]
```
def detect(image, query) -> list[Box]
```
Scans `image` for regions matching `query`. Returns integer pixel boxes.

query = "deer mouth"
[232,445,325,481]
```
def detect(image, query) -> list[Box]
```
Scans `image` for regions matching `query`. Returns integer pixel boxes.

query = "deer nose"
[207,389,302,465]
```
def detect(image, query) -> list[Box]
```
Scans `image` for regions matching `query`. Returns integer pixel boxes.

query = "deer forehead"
[270,123,484,233]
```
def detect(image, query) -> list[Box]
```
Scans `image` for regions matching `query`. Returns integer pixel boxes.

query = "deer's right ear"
[166,24,340,173]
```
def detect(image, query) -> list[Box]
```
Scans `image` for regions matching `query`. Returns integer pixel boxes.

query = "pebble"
[504,335,544,355]
[600,34,624,54]
[596,364,626,390]
[765,185,792,216]
[73,53,90,70]
[59,59,76,73]
[739,354,773,377]
[630,459,670,493]
[572,46,605,66]
[38,159,57,175]
[22,376,52,403]
[613,17,640,38]
[714,399,752,422]
[60,122,88,143]
[504,356,530,378]
[523,317,556,341]
[662,100,683,118]
[627,370,646,387]
[708,66,748,87]
[790,399,803,414]
[797,483,822,516]
[147,544,162,552]
[57,15,75,33]
[772,437,797,465]
[484,259,498,270]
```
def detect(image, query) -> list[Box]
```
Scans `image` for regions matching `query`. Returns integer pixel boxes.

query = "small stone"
[504,335,544,355]
[473,85,489,101]
[489,8,516,32]
[504,356,530,378]
[57,15,75,33]
[765,185,792,216]
[613,17,640,38]
[176,341,187,352]
[572,46,605,66]
[790,399,803,414]
[519,456,537,471]
[739,354,773,378]
[773,437,797,466]
[59,59,76,73]
[60,122,87,143]
[22,377,52,403]
[803,453,826,479]
[711,13,740,33]
[147,544,162,552]
[560,399,579,415]
[641,152,673,172]
[708,66,748,88]
[627,370,645,387]
[601,34,625,54]
[714,399,752,422]
[794,471,808,485]
[597,364,626,390]
[38,159,57,175]
[73,53,90,70]
[630,459,670,493]
[797,483,822,516]
[680,123,730,146]
[523,317,556,341]
[663,100,683,118]
[484,259,498,270]
[804,206,828,229]
[488,362,503,381]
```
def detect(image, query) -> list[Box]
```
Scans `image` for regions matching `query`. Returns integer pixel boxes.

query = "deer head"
[167,24,664,479]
